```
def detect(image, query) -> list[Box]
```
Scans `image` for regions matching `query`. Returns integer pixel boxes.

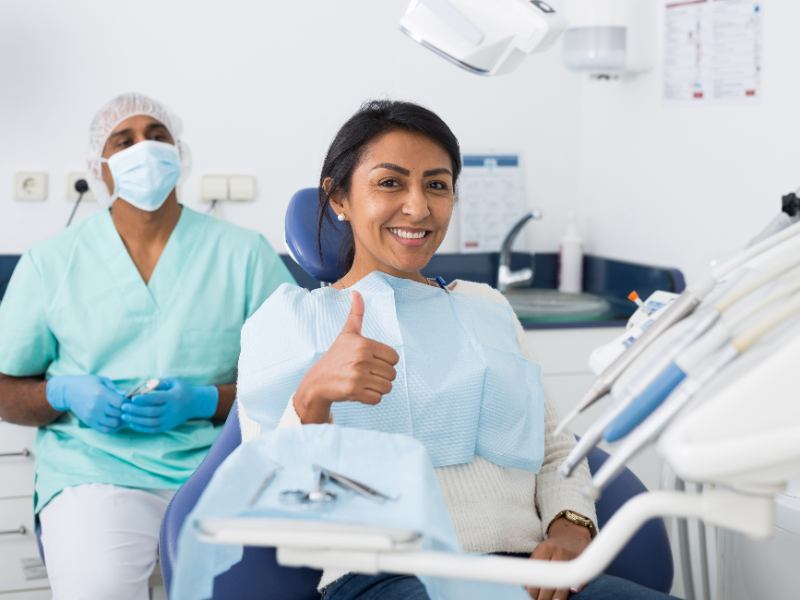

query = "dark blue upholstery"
[158,187,674,597]
[587,449,673,593]
[284,188,350,284]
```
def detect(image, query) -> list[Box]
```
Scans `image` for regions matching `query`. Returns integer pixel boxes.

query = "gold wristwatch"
[548,510,597,539]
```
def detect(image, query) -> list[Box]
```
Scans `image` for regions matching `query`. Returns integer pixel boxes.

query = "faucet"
[497,210,543,293]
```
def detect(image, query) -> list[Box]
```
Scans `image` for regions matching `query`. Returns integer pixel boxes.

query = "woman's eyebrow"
[371,163,410,176]
[423,168,452,177]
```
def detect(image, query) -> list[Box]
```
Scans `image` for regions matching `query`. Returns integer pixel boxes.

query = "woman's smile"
[386,226,432,247]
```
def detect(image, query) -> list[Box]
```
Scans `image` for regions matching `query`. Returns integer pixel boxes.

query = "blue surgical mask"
[105,140,181,211]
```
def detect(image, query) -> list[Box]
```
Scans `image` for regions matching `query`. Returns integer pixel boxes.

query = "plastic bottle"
[558,212,583,293]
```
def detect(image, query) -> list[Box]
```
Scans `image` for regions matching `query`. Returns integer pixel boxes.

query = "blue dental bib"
[238,271,544,472]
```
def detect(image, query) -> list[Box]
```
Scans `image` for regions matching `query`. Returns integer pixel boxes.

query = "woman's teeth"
[389,228,427,239]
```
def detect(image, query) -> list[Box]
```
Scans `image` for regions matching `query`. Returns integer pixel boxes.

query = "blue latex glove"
[121,377,218,433]
[46,375,126,433]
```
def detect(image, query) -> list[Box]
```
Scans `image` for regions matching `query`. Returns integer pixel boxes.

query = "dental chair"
[158,188,674,598]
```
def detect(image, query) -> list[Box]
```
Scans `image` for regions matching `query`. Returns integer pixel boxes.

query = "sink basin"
[503,289,614,324]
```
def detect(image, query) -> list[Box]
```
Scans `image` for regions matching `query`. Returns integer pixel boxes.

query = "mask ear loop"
[97,156,119,203]
[85,155,115,207]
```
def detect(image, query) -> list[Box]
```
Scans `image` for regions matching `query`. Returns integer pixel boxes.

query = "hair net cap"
[86,92,191,207]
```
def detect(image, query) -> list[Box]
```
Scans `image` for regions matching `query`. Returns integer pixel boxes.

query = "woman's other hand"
[294,291,399,424]
[526,518,592,600]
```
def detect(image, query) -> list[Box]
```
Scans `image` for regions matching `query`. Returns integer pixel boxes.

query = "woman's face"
[330,129,455,281]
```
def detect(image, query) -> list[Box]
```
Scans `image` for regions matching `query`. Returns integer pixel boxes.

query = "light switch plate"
[14,171,48,201]
[201,175,229,202]
[228,175,256,202]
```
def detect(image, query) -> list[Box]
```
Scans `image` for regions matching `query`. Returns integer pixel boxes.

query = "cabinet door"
[524,328,622,375]
[0,422,36,500]
[0,497,49,593]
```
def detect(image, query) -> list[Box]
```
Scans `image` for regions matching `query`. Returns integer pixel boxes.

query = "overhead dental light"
[399,0,566,76]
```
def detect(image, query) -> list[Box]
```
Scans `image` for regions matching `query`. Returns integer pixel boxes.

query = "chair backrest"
[284,188,349,284]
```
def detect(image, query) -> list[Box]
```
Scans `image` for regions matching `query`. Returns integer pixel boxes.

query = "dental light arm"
[400,0,565,76]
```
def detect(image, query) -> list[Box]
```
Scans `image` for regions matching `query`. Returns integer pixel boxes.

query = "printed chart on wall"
[664,0,763,103]
[457,154,528,254]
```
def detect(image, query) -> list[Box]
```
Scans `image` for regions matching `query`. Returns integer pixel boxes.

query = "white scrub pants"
[39,483,173,600]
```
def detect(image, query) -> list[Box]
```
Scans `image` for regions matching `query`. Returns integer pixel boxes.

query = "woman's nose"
[401,185,431,220]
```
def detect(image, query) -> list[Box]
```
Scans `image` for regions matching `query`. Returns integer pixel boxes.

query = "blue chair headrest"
[285,187,351,284]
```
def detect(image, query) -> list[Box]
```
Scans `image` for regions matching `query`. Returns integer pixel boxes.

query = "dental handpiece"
[556,219,800,436]
[588,290,800,496]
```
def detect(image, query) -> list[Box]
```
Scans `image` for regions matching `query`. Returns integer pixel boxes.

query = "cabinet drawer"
[0,422,35,499]
[0,497,48,593]
[524,327,622,375]
[0,421,36,455]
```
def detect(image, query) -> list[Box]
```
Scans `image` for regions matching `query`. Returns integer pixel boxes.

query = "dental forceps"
[280,468,337,506]
[314,464,400,503]
[279,465,399,506]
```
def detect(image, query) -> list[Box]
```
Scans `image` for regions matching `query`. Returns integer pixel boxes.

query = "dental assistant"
[0,92,294,599]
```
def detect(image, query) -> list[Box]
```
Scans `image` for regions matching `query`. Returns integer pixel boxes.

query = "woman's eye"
[115,139,133,149]
[379,178,400,188]
[429,180,450,191]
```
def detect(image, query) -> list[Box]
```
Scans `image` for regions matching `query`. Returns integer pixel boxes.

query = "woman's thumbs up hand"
[294,291,400,424]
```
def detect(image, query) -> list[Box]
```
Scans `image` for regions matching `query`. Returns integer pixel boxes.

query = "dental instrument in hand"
[314,464,400,503]
[555,223,800,435]
[126,378,160,399]
[588,290,800,496]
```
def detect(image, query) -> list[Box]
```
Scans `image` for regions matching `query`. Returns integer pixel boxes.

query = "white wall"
[573,1,800,284]
[0,0,581,256]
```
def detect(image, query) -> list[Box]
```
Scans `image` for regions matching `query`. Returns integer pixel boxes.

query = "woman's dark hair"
[317,100,461,272]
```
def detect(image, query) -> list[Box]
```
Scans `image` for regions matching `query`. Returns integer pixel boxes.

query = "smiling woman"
[315,100,462,287]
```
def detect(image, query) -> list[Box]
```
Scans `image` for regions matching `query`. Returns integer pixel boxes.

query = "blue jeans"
[321,572,682,599]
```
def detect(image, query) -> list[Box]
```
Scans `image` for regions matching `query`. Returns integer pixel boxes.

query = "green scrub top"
[0,206,295,513]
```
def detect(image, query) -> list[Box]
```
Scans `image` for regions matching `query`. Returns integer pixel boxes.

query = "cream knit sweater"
[238,280,596,581]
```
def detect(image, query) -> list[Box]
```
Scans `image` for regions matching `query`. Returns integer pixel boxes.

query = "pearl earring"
[337,213,346,222]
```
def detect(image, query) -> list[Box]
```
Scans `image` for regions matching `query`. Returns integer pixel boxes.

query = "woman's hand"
[526,518,592,600]
[294,291,399,424]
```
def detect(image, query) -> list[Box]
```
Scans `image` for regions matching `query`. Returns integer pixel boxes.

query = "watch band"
[548,509,597,539]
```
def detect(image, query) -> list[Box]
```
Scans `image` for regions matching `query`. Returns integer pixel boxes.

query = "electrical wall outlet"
[66,172,95,202]
[14,172,48,201]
